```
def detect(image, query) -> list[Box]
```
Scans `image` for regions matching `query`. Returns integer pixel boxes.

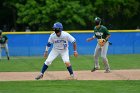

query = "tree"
[15,0,95,31]
[0,0,18,31]
[1,0,140,31]
[93,0,140,29]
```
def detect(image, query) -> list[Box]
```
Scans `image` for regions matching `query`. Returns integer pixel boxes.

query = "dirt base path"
[0,70,140,81]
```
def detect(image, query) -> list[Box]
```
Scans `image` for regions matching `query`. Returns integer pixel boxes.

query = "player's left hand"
[74,51,78,57]
[98,39,106,47]
[44,51,48,58]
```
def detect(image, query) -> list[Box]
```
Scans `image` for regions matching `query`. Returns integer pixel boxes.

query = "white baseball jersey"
[48,31,76,50]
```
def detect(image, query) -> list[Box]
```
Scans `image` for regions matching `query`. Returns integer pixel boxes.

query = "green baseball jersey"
[94,25,110,39]
[0,35,8,44]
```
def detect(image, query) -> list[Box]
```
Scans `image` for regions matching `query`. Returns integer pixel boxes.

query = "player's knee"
[94,55,98,59]
[44,61,51,66]
[65,62,71,67]
[101,57,106,60]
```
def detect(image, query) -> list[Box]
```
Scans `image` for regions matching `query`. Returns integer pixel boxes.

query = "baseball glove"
[98,39,106,47]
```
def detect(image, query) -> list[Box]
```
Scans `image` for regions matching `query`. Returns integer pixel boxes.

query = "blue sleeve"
[47,42,51,47]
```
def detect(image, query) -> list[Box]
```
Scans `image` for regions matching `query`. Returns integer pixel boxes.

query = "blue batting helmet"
[52,22,63,31]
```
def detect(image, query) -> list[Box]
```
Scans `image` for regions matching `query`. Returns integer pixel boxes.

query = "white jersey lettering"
[48,31,75,50]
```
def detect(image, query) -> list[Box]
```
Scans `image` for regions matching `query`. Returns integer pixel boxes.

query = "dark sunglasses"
[53,28,61,33]
[53,28,60,31]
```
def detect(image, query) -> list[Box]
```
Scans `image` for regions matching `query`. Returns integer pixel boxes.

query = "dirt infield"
[0,70,140,81]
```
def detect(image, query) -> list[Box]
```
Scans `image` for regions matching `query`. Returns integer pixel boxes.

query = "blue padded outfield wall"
[2,30,140,56]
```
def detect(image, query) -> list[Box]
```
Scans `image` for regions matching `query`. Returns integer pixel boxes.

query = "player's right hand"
[74,51,78,57]
[86,38,93,42]
[44,51,48,58]
[87,37,95,42]
[86,38,90,42]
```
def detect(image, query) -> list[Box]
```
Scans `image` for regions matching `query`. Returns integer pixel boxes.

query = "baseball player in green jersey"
[0,30,10,60]
[87,17,111,73]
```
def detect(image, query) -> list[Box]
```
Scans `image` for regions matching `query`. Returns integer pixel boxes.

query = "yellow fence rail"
[3,30,140,34]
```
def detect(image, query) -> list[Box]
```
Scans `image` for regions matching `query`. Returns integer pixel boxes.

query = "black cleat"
[7,57,10,60]
[104,69,111,73]
[91,67,99,72]
[35,74,43,80]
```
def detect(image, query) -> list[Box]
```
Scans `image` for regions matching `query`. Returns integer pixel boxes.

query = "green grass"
[0,54,140,72]
[0,54,140,93]
[0,80,140,93]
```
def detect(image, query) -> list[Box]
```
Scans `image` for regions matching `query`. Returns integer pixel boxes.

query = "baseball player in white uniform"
[35,22,78,80]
